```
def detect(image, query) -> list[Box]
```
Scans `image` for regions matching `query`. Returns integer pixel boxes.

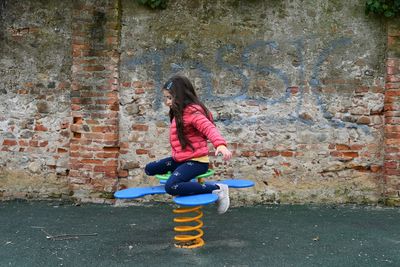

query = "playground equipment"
[114,169,254,248]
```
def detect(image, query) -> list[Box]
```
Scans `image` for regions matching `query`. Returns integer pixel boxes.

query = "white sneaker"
[212,183,230,214]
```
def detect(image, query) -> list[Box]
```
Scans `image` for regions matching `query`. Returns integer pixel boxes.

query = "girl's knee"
[164,182,178,196]
[144,163,153,175]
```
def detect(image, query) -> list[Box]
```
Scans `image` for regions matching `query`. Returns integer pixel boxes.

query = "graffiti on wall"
[124,37,370,133]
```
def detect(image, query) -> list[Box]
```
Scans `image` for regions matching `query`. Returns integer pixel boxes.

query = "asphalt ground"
[1,200,399,267]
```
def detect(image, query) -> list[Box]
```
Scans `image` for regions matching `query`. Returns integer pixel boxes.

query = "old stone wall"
[0,0,399,205]
[0,0,72,199]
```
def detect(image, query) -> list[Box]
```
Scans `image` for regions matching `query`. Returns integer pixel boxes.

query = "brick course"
[383,20,400,204]
[68,0,121,200]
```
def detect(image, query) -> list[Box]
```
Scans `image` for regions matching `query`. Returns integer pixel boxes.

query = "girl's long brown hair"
[163,75,212,150]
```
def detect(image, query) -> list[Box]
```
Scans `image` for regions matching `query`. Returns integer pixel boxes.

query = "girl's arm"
[190,111,232,161]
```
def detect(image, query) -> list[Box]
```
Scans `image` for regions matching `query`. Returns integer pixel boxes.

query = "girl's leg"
[165,161,219,196]
[144,157,180,176]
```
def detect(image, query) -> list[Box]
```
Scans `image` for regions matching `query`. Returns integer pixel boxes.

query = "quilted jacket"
[170,104,227,162]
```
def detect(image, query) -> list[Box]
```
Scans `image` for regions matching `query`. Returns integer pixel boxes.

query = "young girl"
[145,75,233,214]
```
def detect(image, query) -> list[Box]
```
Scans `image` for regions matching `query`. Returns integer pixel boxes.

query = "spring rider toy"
[114,169,254,248]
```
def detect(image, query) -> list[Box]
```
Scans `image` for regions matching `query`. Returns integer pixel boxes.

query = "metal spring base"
[173,205,205,248]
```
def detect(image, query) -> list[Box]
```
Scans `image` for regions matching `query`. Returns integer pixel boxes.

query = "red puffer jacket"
[170,104,227,162]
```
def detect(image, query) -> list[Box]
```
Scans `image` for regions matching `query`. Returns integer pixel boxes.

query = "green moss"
[100,191,115,199]
[49,193,63,199]
[390,37,400,57]
[385,197,400,207]
[89,11,106,43]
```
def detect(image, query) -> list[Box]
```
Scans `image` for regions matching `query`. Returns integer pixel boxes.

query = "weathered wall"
[117,0,387,204]
[0,0,72,199]
[0,0,399,205]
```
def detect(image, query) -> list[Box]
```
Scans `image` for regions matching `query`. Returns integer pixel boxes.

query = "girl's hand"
[215,145,232,161]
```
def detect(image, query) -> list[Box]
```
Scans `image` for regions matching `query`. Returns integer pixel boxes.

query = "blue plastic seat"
[114,185,166,199]
[173,193,218,206]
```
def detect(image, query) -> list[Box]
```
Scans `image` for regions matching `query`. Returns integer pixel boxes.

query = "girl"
[145,75,232,214]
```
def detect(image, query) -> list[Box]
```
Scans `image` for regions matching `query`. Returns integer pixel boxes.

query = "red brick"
[336,144,350,150]
[350,144,363,150]
[17,89,29,94]
[385,96,400,104]
[280,151,294,157]
[357,116,370,124]
[132,81,143,88]
[103,171,118,179]
[29,140,39,147]
[386,58,400,67]
[386,90,400,97]
[288,86,299,94]
[58,148,68,153]
[103,160,118,167]
[385,153,400,160]
[385,169,400,175]
[83,133,105,140]
[267,151,280,157]
[385,83,400,89]
[132,124,149,131]
[384,161,398,169]
[103,146,119,152]
[330,151,343,157]
[135,88,145,94]
[241,151,255,157]
[121,82,131,87]
[352,166,370,172]
[385,125,400,133]
[39,141,48,147]
[34,124,48,131]
[385,117,400,124]
[385,111,400,117]
[79,152,95,158]
[387,66,399,75]
[385,147,400,153]
[95,99,118,105]
[386,75,400,83]
[73,117,83,124]
[118,169,129,178]
[120,142,129,149]
[19,140,29,146]
[120,149,129,155]
[386,133,400,139]
[104,133,118,141]
[96,152,119,158]
[273,168,281,176]
[3,139,17,146]
[355,86,369,93]
[136,149,148,155]
[91,126,117,133]
[370,165,382,173]
[342,152,359,158]
[386,139,400,145]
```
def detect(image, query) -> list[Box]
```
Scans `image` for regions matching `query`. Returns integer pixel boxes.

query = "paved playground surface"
[1,200,399,267]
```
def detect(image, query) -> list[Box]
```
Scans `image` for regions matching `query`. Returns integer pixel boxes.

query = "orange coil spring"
[173,205,205,248]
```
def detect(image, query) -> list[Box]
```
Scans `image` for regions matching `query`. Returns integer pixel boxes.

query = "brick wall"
[384,20,400,205]
[0,0,399,205]
[68,0,121,201]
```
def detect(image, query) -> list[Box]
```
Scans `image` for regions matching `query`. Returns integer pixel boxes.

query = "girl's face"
[163,89,173,108]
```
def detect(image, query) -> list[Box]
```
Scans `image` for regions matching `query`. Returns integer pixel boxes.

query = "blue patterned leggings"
[144,157,218,196]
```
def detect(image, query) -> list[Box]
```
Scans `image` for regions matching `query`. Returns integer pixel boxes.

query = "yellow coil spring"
[173,205,205,248]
